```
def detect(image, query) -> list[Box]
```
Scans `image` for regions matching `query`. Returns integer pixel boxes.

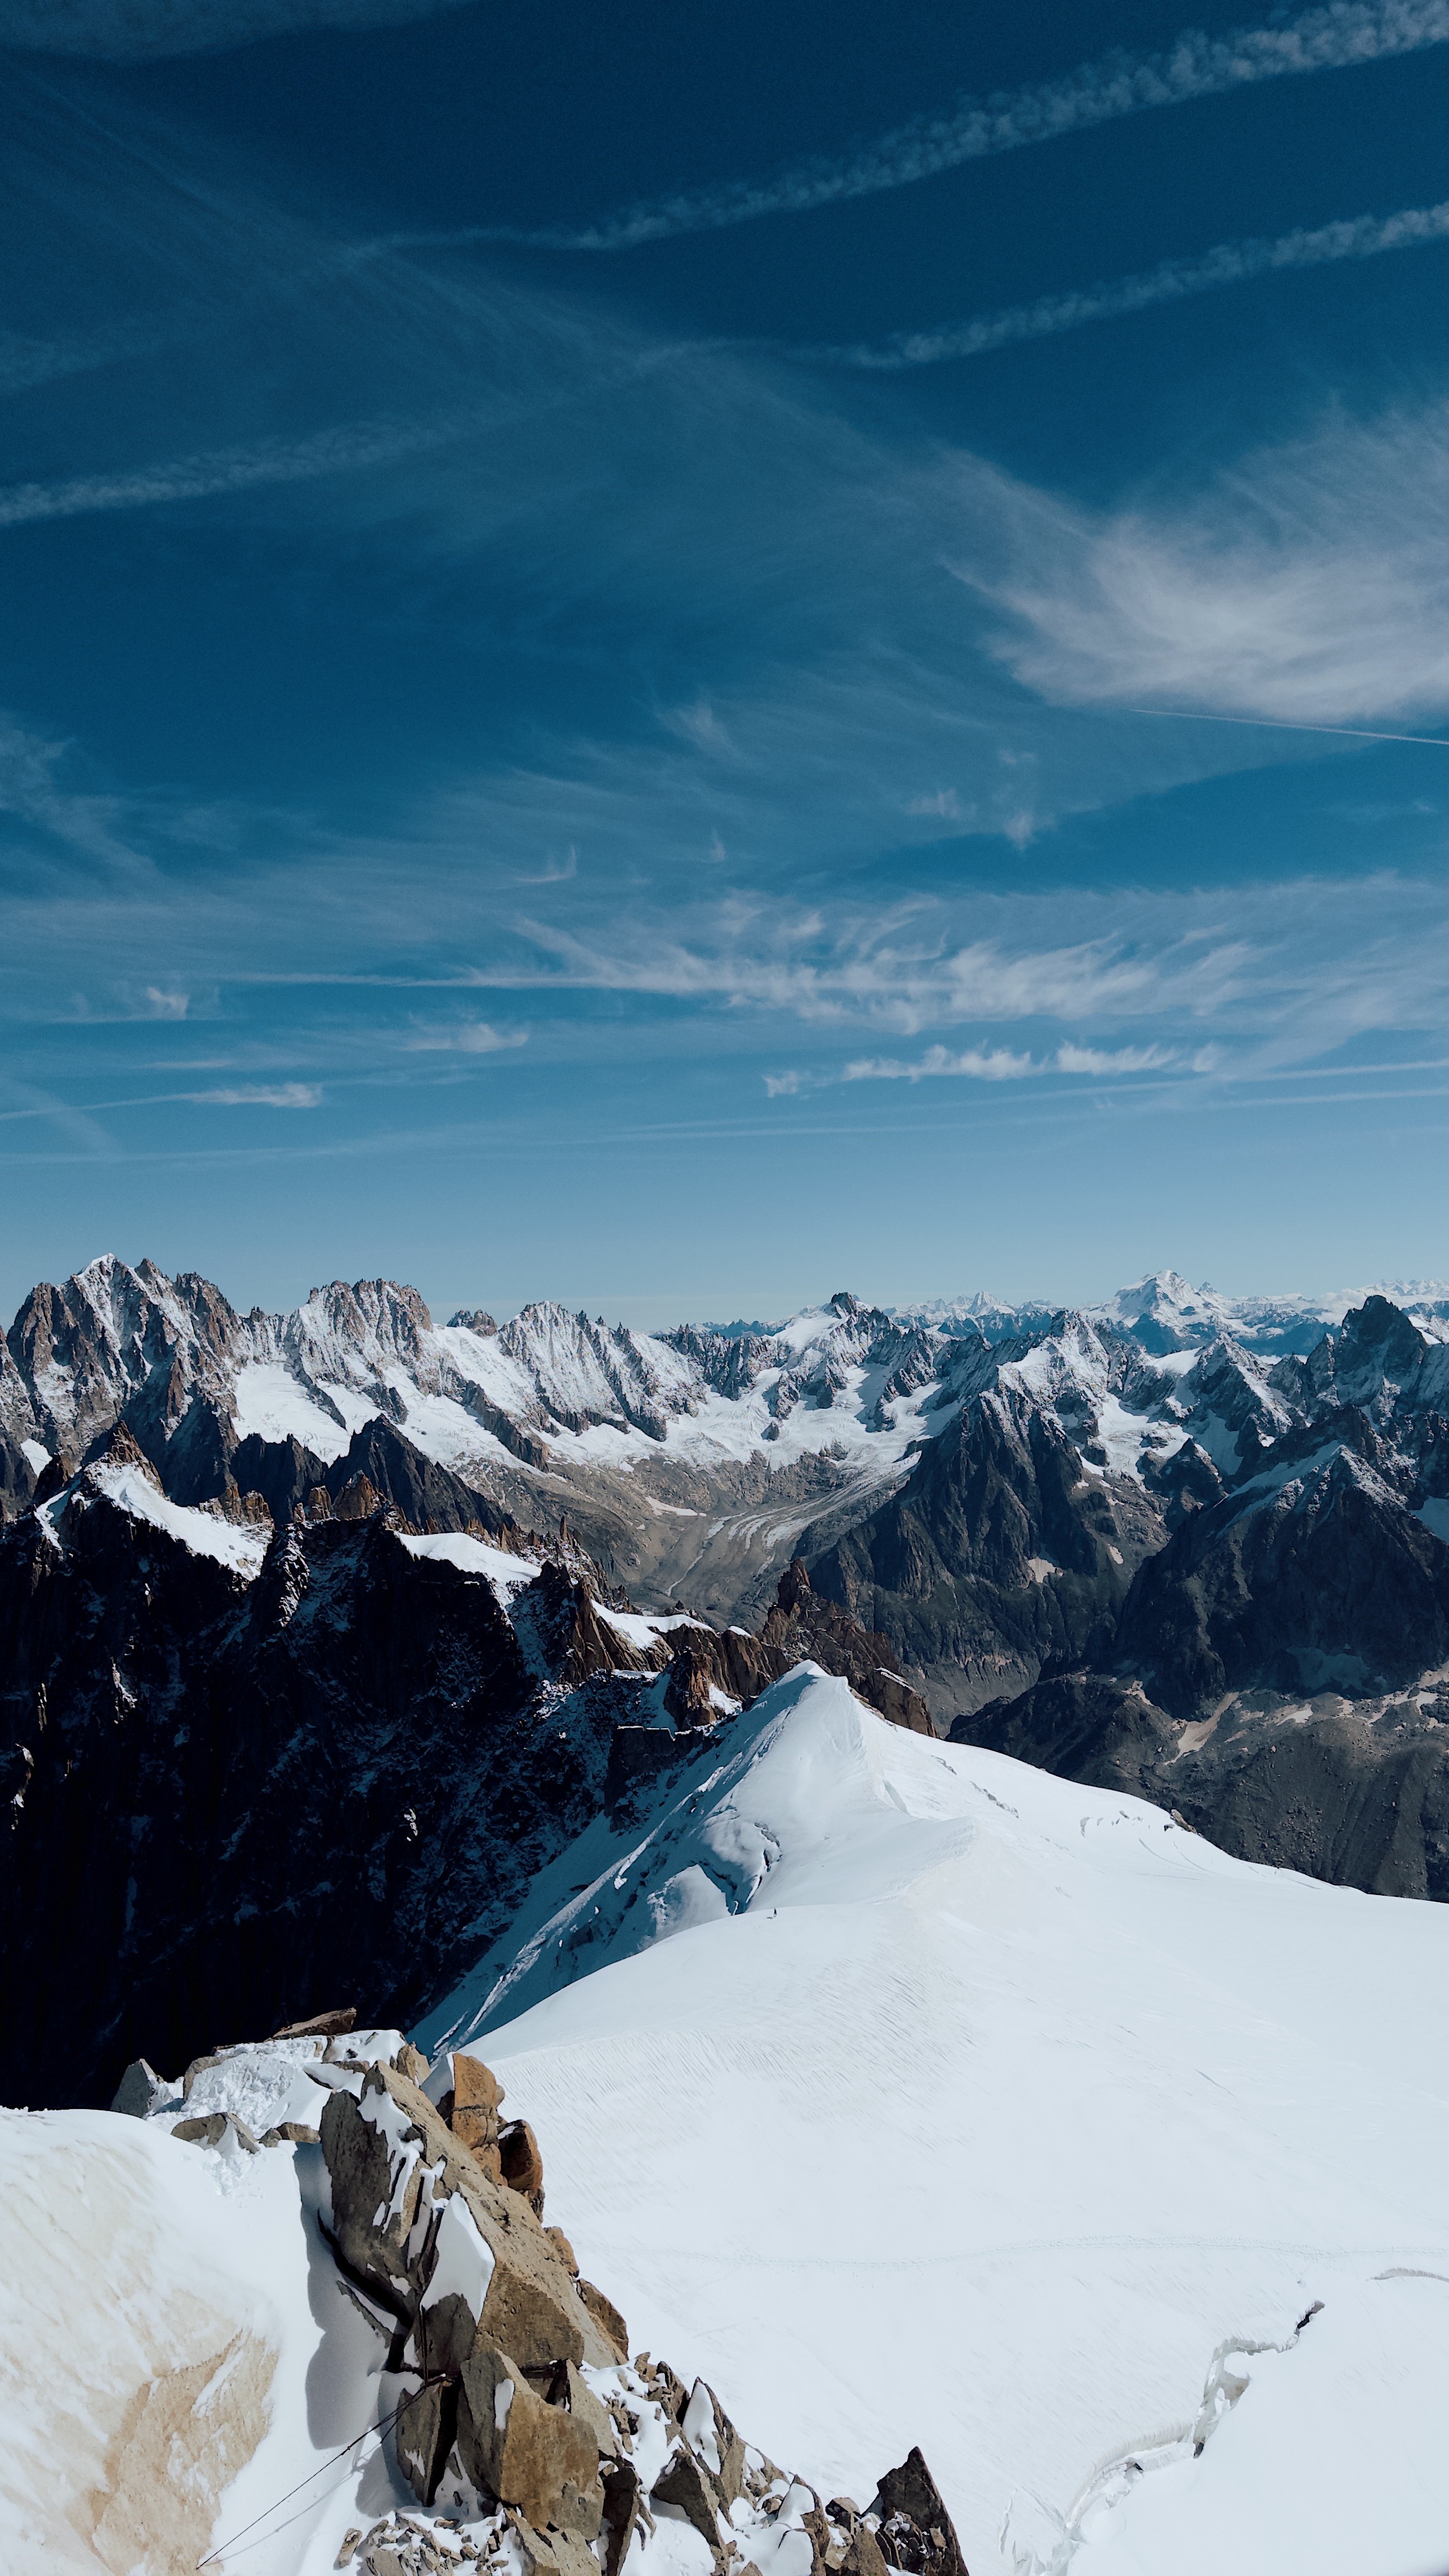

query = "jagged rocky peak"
[101,2012,968,2576]
[288,1275,438,1377]
[6,1252,245,1453]
[493,1302,702,1440]
[1301,1292,1448,1415]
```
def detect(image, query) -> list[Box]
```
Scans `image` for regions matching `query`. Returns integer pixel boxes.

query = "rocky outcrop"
[111,2018,971,2576]
[662,1559,933,1734]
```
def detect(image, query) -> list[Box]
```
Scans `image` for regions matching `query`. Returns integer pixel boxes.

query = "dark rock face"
[957,1670,1449,1900]
[808,1392,1158,1717]
[0,1494,629,2108]
[1116,1422,1449,1717]
[0,1470,935,2106]
[953,1673,1179,1799]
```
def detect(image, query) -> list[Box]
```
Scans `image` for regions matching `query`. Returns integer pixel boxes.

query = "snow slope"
[424,1669,1449,2576]
[0,2100,397,2576]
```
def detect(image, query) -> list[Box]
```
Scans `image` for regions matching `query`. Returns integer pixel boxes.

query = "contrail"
[807,197,1449,367]
[0,410,470,530]
[1128,707,1449,747]
[465,0,1449,251]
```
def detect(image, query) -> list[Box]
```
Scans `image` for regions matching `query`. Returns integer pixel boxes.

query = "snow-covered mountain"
[899,1266,1449,1356]
[8,1257,1443,1937]
[12,1665,1443,2576]
[0,1262,949,1624]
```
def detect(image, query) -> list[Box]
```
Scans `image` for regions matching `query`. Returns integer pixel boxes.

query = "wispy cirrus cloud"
[471,0,1449,250]
[194,1081,322,1105]
[824,1040,1184,1085]
[982,401,1449,725]
[0,411,479,532]
[811,195,1449,371]
[402,1020,528,1054]
[0,1080,321,1118]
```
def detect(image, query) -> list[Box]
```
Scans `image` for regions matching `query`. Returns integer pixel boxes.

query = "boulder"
[415,2288,484,2381]
[109,2057,167,2119]
[682,2379,744,2506]
[394,2043,431,2083]
[273,2005,357,2039]
[871,2451,968,2576]
[504,2514,603,2576]
[500,2117,545,2212]
[840,2529,891,2576]
[599,2457,641,2576]
[456,2345,602,2534]
[562,2360,618,2460]
[544,2226,579,2276]
[652,2446,724,2559]
[171,2110,261,2152]
[395,2377,459,2507]
[576,2281,628,2363]
[262,2120,321,2146]
[451,2051,504,2170]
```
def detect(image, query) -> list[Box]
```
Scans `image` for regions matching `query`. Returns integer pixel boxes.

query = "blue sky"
[4,0,1449,1324]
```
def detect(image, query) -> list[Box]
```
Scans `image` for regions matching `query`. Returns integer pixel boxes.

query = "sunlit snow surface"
[424,1669,1449,2576]
[89,1460,271,1574]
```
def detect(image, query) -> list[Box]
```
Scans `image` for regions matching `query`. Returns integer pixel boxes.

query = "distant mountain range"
[5,1253,1449,2101]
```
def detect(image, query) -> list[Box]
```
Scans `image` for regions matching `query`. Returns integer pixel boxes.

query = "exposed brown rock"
[661,1561,933,1736]
[504,2513,603,2576]
[394,2042,431,2083]
[500,2117,545,2212]
[683,2380,744,2506]
[841,2527,891,2576]
[452,2051,503,2113]
[577,2279,629,2361]
[172,2110,260,2153]
[456,2345,602,2534]
[562,2360,618,2460]
[319,2064,608,2368]
[450,2051,504,2165]
[544,2225,579,2275]
[273,2005,358,2039]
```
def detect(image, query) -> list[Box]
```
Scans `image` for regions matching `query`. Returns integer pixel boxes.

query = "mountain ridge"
[10,1245,1449,2090]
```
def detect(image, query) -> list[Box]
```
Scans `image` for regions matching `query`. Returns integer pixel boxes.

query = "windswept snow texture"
[425,1669,1449,2576]
[0,2103,401,2575]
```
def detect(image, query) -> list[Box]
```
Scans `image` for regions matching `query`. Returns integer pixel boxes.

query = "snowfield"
[425,1670,1449,2576]
[4,1667,1448,2574]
